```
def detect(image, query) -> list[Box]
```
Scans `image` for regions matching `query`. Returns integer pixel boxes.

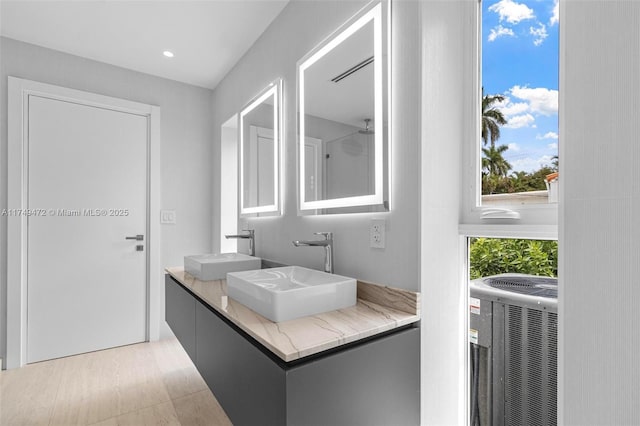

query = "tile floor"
[0,338,232,426]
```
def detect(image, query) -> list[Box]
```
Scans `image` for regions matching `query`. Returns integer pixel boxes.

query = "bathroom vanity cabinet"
[165,272,420,425]
[165,275,196,361]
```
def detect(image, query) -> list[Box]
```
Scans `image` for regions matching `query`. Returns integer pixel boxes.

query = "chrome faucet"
[292,232,333,274]
[225,229,255,256]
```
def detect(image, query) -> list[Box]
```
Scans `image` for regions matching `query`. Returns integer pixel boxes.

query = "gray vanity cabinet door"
[195,301,286,426]
[286,327,421,426]
[165,276,196,361]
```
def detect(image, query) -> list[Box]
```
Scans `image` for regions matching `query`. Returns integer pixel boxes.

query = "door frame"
[6,77,161,369]
[304,136,323,202]
[248,125,275,208]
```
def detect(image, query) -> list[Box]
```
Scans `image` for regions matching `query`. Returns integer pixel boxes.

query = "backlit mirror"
[298,0,389,213]
[239,79,282,216]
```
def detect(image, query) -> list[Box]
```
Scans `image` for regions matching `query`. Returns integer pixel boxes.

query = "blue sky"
[483,0,559,172]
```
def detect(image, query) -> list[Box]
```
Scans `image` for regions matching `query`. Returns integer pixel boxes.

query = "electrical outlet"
[370,219,386,249]
[160,210,176,224]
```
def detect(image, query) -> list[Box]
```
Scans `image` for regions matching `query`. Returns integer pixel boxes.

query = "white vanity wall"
[212,0,422,291]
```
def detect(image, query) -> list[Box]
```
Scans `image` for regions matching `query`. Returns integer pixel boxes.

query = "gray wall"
[0,37,215,359]
[212,0,421,291]
[561,2,640,423]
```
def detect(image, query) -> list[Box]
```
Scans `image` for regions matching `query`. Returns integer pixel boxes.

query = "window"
[470,0,559,218]
[464,3,560,423]
[469,237,557,279]
[468,238,558,425]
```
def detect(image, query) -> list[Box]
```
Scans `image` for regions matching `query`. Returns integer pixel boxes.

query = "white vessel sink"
[226,266,357,322]
[184,253,262,281]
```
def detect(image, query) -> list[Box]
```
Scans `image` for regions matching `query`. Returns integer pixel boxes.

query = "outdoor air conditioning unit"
[469,274,558,426]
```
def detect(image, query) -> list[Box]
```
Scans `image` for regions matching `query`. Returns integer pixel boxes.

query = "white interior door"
[249,125,275,207]
[26,95,148,363]
[304,136,323,202]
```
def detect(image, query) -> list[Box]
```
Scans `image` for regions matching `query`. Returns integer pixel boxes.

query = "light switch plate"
[370,219,386,249]
[161,210,176,224]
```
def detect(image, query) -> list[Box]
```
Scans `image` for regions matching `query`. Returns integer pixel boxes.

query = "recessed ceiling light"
[163,51,174,58]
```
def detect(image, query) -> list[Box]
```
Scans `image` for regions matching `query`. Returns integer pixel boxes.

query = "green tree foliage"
[480,89,512,194]
[479,89,559,195]
[482,144,512,177]
[469,238,558,280]
[481,166,557,195]
[481,89,507,147]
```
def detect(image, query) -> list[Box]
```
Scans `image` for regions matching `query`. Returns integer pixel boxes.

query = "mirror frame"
[297,0,390,212]
[239,79,283,216]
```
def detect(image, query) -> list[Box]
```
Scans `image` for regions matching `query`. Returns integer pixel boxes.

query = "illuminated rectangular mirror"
[298,0,389,213]
[239,79,282,216]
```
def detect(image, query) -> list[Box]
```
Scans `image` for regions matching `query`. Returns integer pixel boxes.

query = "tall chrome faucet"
[225,229,255,256]
[292,232,333,274]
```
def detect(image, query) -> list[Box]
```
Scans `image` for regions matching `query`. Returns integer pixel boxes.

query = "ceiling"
[0,0,289,90]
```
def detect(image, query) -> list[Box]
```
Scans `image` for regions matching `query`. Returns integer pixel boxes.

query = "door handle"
[125,235,144,241]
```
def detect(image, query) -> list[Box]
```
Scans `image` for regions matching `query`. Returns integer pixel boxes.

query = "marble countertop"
[165,267,420,362]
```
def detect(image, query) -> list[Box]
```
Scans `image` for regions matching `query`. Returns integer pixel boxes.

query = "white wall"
[560,2,640,424]
[220,116,238,252]
[0,37,214,361]
[212,0,421,291]
[421,1,474,424]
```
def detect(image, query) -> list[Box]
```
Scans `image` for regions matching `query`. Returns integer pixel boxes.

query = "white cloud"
[489,88,558,130]
[537,131,558,140]
[530,23,548,46]
[505,113,535,129]
[510,155,555,172]
[550,0,559,26]
[548,142,558,150]
[509,85,558,116]
[488,25,515,42]
[488,0,535,24]
[491,96,534,128]
[500,100,530,118]
[508,143,520,151]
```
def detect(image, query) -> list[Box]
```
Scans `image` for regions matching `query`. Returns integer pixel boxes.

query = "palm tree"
[510,170,529,192]
[482,144,512,177]
[481,88,507,147]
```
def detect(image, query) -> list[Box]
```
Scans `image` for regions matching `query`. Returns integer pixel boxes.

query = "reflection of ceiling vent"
[331,56,374,83]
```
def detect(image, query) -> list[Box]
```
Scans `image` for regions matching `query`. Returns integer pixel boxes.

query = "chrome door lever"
[126,235,144,241]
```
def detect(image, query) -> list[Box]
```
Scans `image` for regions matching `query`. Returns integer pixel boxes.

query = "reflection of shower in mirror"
[358,118,374,134]
[339,135,364,156]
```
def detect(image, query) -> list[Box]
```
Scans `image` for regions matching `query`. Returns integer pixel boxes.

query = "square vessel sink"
[184,253,262,281]
[226,266,357,322]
